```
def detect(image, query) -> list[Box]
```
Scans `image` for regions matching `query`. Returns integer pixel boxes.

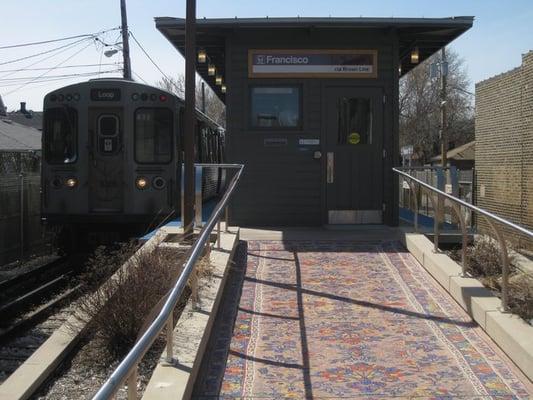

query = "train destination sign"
[248,49,377,78]
[90,88,121,101]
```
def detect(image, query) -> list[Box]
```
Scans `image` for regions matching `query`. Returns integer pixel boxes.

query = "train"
[41,78,225,248]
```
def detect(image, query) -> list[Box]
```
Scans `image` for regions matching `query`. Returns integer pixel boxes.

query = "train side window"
[250,86,301,129]
[134,108,172,164]
[44,107,78,164]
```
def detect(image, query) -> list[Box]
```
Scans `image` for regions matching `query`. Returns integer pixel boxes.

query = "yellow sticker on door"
[348,132,360,145]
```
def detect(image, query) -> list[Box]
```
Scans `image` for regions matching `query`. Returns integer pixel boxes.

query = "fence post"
[19,173,24,260]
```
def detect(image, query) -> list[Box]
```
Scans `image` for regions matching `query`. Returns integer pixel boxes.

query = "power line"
[0,63,120,73]
[129,31,171,81]
[0,37,92,67]
[0,70,122,88]
[132,70,148,84]
[0,38,96,80]
[0,70,123,82]
[0,28,120,50]
[2,40,96,96]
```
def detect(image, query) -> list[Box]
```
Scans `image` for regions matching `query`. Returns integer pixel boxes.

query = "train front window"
[44,107,78,164]
[134,108,172,164]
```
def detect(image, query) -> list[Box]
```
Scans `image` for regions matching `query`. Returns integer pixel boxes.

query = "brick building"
[475,51,533,251]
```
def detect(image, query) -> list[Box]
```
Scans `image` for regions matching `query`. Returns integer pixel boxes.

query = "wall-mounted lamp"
[221,84,227,93]
[198,49,207,63]
[208,64,216,76]
[398,64,402,75]
[215,75,222,85]
[410,47,419,64]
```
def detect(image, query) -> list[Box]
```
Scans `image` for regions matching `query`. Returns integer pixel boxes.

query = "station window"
[44,107,78,164]
[134,108,172,164]
[337,97,372,145]
[250,86,301,129]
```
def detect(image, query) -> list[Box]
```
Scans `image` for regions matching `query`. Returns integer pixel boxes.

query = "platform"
[193,228,532,398]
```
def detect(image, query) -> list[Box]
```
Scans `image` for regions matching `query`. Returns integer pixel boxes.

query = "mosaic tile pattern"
[194,240,532,399]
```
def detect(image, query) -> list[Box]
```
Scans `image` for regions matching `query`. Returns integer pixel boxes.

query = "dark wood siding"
[225,28,399,226]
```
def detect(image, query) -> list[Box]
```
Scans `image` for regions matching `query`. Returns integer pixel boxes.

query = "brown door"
[88,108,124,212]
[324,87,383,224]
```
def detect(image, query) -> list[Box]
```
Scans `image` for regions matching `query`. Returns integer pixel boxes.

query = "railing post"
[450,201,468,276]
[484,217,510,311]
[406,179,418,233]
[166,314,173,363]
[191,271,199,311]
[217,218,221,249]
[195,165,203,228]
[225,207,229,232]
[127,367,138,400]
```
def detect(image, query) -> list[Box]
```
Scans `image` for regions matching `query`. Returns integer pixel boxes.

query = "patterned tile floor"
[193,240,533,399]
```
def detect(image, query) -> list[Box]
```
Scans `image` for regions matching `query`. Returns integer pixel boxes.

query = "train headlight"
[136,177,148,190]
[65,177,78,188]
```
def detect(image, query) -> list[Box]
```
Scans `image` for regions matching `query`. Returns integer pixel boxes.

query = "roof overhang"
[155,16,474,102]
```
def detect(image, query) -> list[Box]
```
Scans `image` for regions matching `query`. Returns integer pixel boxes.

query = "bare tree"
[156,74,226,127]
[399,48,474,164]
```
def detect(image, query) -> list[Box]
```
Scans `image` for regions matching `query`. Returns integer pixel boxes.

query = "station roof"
[155,16,474,102]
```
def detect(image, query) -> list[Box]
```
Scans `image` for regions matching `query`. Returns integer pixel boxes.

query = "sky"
[0,0,532,111]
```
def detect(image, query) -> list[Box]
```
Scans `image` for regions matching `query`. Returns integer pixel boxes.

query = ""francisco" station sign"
[248,49,378,78]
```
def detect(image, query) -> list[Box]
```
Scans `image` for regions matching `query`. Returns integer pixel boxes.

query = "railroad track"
[0,256,80,340]
[0,256,85,384]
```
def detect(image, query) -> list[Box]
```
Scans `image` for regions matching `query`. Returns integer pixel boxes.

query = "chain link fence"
[0,173,53,266]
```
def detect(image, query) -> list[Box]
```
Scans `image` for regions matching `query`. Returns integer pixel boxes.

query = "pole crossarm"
[92,164,244,400]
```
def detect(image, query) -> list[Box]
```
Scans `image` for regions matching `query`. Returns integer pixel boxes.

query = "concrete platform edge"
[0,229,169,400]
[142,227,240,400]
[400,231,533,382]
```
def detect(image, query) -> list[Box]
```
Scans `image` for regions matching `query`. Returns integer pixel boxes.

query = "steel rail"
[92,164,243,400]
[395,167,532,311]
[394,168,533,239]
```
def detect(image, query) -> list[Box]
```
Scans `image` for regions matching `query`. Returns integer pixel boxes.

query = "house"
[7,102,43,130]
[0,110,41,173]
[430,140,475,170]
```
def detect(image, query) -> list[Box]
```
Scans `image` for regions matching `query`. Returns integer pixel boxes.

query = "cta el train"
[41,78,225,247]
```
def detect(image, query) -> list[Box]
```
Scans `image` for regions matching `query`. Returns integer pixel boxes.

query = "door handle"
[327,152,334,183]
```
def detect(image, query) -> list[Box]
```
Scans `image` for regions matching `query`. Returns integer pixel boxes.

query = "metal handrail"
[394,167,533,311]
[92,163,244,400]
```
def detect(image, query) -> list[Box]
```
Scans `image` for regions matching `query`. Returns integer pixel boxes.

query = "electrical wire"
[0,70,123,82]
[0,38,94,80]
[0,28,120,50]
[0,63,120,73]
[0,70,123,88]
[2,40,96,96]
[132,70,148,84]
[129,31,171,81]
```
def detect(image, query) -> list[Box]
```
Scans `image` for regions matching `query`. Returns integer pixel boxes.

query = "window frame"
[44,106,78,165]
[133,107,174,165]
[248,84,303,131]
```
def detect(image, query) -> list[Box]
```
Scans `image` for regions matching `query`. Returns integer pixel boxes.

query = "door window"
[337,97,372,145]
[98,115,119,136]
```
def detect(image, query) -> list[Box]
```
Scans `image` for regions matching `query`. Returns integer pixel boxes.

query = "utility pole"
[120,0,132,80]
[183,0,197,238]
[440,47,447,168]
